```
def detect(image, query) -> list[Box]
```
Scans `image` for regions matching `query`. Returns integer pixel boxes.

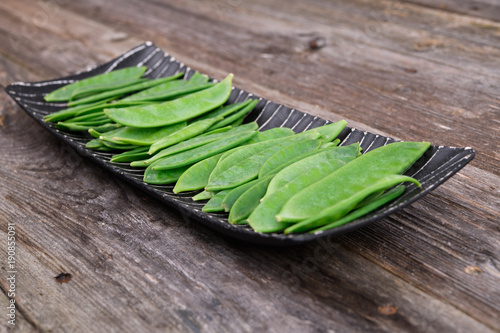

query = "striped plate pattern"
[5,42,475,246]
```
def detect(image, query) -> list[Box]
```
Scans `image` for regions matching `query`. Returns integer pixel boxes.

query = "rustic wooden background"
[0,0,499,332]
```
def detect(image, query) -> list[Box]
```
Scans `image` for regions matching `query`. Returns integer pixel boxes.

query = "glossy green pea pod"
[70,78,149,102]
[248,147,361,233]
[220,179,260,212]
[143,164,191,185]
[192,100,252,123]
[65,111,106,123]
[202,190,230,213]
[69,75,184,106]
[56,121,113,132]
[213,127,296,164]
[308,120,347,142]
[187,72,210,84]
[311,185,406,233]
[277,141,430,223]
[44,98,115,123]
[44,66,147,102]
[284,176,420,233]
[258,139,323,178]
[151,130,257,170]
[220,145,343,214]
[44,99,152,123]
[173,153,223,193]
[101,122,187,146]
[192,190,215,201]
[86,139,106,150]
[248,159,347,233]
[206,131,321,191]
[105,74,233,128]
[245,127,295,144]
[148,117,222,154]
[101,141,139,150]
[207,99,258,131]
[110,146,150,163]
[131,123,258,167]
[228,175,274,224]
[122,81,214,102]
[265,144,362,196]
[63,114,110,125]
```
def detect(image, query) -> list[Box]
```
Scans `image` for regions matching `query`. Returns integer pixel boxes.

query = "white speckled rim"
[5,42,475,246]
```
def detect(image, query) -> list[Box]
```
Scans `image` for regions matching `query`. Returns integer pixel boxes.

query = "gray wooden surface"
[0,0,499,332]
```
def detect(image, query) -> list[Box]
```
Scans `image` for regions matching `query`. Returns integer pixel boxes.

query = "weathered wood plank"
[403,0,500,22]
[0,0,499,331]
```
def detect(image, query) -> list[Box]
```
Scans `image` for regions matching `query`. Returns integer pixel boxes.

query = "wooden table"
[1,0,499,332]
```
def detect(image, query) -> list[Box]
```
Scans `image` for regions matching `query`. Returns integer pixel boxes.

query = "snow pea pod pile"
[43,65,430,234]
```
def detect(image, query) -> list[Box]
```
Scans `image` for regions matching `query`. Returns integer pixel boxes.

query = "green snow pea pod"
[248,146,361,233]
[73,101,151,117]
[226,114,246,128]
[188,72,209,84]
[245,127,295,144]
[44,66,147,102]
[228,175,274,224]
[173,153,223,193]
[88,128,101,138]
[101,141,139,150]
[202,190,231,213]
[130,123,258,167]
[56,121,113,132]
[192,190,215,201]
[86,139,105,150]
[65,111,106,123]
[321,139,340,148]
[151,130,257,170]
[284,175,420,233]
[262,146,342,179]
[307,120,347,142]
[212,127,296,164]
[311,185,406,233]
[198,126,233,135]
[277,141,430,223]
[148,117,222,154]
[143,164,191,185]
[207,99,258,131]
[265,144,362,196]
[63,114,110,125]
[258,139,323,178]
[122,81,214,102]
[105,74,233,128]
[70,78,149,102]
[45,99,152,123]
[90,123,123,133]
[220,179,260,212]
[68,75,183,106]
[247,158,349,233]
[101,121,187,146]
[191,99,252,123]
[206,131,320,191]
[44,97,116,122]
[110,146,150,163]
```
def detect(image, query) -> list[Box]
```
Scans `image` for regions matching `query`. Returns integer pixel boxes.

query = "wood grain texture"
[403,0,500,22]
[0,0,499,332]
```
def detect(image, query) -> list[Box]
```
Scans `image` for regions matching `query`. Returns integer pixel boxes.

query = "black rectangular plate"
[5,42,475,246]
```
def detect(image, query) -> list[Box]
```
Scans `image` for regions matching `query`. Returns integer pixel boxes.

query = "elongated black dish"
[5,42,475,246]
